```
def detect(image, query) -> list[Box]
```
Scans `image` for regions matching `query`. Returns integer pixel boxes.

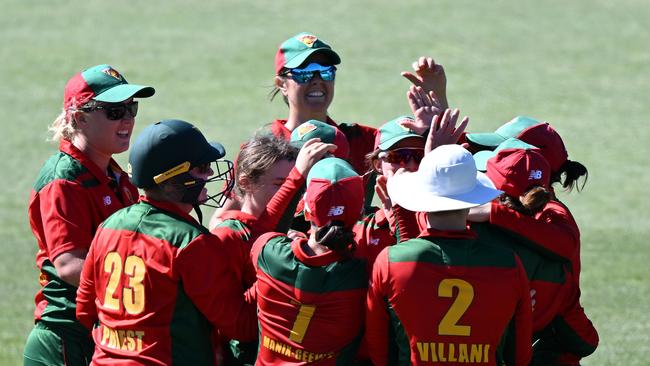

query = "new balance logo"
[328,206,345,216]
[103,196,112,206]
[529,170,543,180]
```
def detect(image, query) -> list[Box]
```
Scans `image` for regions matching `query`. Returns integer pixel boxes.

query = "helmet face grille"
[199,159,235,208]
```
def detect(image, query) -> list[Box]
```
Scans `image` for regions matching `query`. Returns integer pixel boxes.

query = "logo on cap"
[328,206,345,216]
[101,67,124,81]
[529,170,543,180]
[298,34,317,47]
[296,122,318,138]
[396,117,414,131]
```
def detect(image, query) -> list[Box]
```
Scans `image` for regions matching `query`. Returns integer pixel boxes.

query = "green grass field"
[1,0,648,364]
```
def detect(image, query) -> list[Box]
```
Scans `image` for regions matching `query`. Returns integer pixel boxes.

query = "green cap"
[290,120,350,159]
[129,119,225,188]
[473,137,538,171]
[64,64,154,109]
[466,116,541,148]
[275,32,341,74]
[375,116,423,150]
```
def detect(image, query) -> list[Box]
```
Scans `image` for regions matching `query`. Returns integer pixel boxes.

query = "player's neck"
[285,110,328,131]
[72,137,111,172]
[426,210,469,231]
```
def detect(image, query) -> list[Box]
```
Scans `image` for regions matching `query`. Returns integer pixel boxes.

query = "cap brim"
[387,171,502,213]
[197,141,226,164]
[93,84,155,103]
[473,150,497,172]
[378,134,423,150]
[284,48,341,69]
[465,132,507,148]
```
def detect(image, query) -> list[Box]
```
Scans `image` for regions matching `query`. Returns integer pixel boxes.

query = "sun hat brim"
[388,170,502,213]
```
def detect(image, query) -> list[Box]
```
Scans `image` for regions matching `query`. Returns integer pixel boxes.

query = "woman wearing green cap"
[23,65,154,366]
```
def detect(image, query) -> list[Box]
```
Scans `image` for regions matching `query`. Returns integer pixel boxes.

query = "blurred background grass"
[1,0,648,364]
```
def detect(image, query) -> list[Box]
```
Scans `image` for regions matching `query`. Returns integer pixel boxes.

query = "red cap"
[516,123,568,173]
[486,148,551,198]
[304,158,364,228]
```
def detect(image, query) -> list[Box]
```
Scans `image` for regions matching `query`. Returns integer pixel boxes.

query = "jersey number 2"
[438,278,474,336]
[103,252,146,315]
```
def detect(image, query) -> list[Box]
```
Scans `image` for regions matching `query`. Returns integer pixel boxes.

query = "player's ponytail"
[314,221,356,256]
[552,159,588,192]
[501,185,551,216]
[48,110,76,142]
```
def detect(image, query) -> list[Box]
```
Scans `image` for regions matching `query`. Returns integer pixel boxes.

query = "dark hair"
[500,186,552,216]
[314,221,356,257]
[552,159,588,192]
[235,132,298,196]
[364,149,381,175]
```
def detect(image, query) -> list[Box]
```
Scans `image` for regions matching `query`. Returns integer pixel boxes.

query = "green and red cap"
[63,64,155,110]
[486,148,551,198]
[304,158,364,228]
[374,116,424,150]
[290,120,350,159]
[466,116,568,173]
[473,137,538,172]
[275,32,341,74]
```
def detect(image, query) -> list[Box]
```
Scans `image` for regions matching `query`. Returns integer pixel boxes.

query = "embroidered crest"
[101,67,124,81]
[396,117,415,131]
[298,34,317,47]
[296,122,318,138]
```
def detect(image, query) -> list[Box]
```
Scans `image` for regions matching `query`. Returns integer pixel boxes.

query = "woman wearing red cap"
[250,157,367,366]
[470,146,598,365]
[24,65,154,366]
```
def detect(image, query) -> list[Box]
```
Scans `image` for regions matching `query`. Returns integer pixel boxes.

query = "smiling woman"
[23,64,154,366]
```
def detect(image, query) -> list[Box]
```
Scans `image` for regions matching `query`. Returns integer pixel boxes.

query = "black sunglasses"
[81,101,138,120]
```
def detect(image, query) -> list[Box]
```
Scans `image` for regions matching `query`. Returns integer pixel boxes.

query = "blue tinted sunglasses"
[284,63,336,84]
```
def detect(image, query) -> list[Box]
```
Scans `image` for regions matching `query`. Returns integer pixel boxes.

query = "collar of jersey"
[291,237,344,266]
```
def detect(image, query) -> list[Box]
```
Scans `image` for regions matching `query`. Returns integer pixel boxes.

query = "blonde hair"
[48,110,77,142]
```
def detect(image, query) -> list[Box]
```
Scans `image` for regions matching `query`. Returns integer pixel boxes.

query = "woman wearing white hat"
[365,144,532,366]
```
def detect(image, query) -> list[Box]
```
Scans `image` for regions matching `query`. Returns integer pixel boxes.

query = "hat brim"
[388,171,502,213]
[465,132,507,148]
[378,134,424,150]
[94,84,155,103]
[284,48,341,69]
[197,142,226,164]
[473,150,496,172]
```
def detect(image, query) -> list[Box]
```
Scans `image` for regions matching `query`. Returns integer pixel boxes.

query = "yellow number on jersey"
[438,278,474,336]
[102,253,146,315]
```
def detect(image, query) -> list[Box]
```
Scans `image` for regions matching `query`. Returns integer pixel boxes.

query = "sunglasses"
[378,148,424,165]
[81,101,138,120]
[284,63,336,84]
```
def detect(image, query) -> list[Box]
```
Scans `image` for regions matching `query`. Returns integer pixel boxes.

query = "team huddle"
[23,32,598,366]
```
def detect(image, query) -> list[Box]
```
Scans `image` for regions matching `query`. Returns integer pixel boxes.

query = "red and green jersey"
[366,228,532,366]
[76,197,257,366]
[251,233,368,365]
[28,139,138,337]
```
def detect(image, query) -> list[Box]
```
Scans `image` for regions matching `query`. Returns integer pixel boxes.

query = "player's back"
[84,201,216,366]
[379,234,531,365]
[253,234,367,365]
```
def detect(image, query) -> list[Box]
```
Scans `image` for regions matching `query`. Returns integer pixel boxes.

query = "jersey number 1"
[289,304,316,344]
[438,278,474,336]
[103,252,146,315]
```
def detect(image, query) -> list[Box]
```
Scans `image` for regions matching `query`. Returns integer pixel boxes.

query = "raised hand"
[401,56,448,109]
[295,138,337,176]
[425,108,469,153]
[403,85,443,135]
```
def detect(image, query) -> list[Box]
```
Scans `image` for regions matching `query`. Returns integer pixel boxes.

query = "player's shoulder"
[33,152,90,192]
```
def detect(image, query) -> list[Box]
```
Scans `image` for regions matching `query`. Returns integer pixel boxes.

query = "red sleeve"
[256,167,306,234]
[40,181,94,260]
[176,234,258,341]
[211,226,256,288]
[513,255,533,366]
[392,205,419,242]
[365,247,391,366]
[490,201,579,261]
[76,237,98,330]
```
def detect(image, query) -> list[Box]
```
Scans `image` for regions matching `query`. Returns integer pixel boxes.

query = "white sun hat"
[387,144,503,212]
